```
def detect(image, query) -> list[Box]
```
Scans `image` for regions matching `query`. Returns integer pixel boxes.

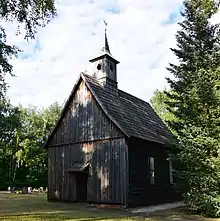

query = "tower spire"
[89,20,120,93]
[103,20,111,54]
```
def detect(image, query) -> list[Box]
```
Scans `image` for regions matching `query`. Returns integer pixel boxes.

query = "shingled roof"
[83,73,174,144]
[44,72,174,147]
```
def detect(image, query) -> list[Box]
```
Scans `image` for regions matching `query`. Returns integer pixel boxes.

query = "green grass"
[0,192,219,221]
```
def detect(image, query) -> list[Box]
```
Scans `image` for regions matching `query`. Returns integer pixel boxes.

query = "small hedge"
[200,195,220,218]
[185,193,220,218]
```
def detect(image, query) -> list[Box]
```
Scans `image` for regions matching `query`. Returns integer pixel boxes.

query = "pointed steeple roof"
[102,20,111,54]
[89,21,119,64]
[102,28,111,54]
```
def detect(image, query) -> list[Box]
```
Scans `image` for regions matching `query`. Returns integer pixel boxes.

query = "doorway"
[75,171,88,202]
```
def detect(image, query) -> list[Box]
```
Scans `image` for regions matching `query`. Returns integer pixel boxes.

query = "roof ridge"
[83,74,150,106]
[118,89,151,106]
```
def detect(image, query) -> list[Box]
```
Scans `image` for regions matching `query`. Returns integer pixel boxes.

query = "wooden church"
[44,29,181,207]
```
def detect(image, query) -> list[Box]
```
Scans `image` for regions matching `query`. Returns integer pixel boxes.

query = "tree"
[0,0,56,98]
[150,89,177,135]
[166,0,220,217]
[0,98,21,189]
[13,102,62,187]
[42,101,62,142]
[0,101,62,189]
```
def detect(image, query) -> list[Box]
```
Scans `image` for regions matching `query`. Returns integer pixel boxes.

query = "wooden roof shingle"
[83,73,174,144]
[44,73,175,147]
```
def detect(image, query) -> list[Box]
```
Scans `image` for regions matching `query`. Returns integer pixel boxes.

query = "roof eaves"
[89,53,120,64]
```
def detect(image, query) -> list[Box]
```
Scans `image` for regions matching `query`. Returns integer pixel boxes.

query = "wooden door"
[68,172,76,201]
[75,172,88,202]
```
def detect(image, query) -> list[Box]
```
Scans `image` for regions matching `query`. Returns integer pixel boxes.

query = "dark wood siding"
[128,137,182,207]
[48,138,128,205]
[47,80,123,146]
[47,80,128,205]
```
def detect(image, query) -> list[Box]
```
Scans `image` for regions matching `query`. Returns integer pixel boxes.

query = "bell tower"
[89,21,120,92]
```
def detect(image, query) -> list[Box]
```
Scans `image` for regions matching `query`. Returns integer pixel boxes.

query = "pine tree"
[166,0,220,217]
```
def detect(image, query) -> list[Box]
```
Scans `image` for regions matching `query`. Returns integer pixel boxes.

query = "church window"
[168,159,174,184]
[110,64,113,71]
[97,64,101,70]
[149,157,155,184]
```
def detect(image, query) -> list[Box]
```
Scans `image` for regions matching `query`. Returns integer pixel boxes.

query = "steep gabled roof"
[83,74,174,144]
[44,73,174,147]
[43,73,127,148]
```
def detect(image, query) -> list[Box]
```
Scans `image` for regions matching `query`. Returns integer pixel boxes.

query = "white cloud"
[4,0,183,108]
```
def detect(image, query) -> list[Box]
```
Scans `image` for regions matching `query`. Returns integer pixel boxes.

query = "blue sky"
[106,6,120,14]
[164,4,183,25]
[5,0,185,108]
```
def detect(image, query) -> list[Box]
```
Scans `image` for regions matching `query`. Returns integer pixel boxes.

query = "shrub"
[185,193,220,218]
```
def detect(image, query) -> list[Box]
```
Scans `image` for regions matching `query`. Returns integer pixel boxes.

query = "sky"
[4,0,185,108]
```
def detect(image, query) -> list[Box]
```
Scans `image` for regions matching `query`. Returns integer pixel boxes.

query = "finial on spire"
[103,20,107,33]
[103,20,111,54]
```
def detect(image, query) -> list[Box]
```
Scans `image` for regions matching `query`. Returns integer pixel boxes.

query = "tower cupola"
[89,21,119,92]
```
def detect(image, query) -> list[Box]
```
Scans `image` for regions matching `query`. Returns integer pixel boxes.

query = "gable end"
[44,74,125,147]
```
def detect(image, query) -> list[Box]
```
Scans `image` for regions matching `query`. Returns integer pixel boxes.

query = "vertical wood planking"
[127,138,177,207]
[48,137,128,204]
[47,148,51,199]
[124,140,128,204]
[47,81,123,147]
[47,80,128,204]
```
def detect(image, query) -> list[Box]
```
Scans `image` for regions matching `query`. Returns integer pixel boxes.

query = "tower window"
[110,64,113,71]
[97,64,101,70]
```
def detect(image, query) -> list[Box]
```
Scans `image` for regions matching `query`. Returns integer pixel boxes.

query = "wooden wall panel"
[47,80,128,204]
[47,137,128,205]
[127,137,182,207]
[47,80,123,147]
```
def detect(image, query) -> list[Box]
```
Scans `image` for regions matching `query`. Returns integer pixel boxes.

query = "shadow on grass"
[0,212,142,221]
[0,210,208,221]
[0,193,219,221]
[137,207,218,221]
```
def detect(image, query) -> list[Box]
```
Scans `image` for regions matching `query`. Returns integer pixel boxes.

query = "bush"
[201,195,220,218]
[185,193,220,218]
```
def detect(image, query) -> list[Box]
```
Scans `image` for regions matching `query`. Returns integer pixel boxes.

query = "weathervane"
[103,20,107,33]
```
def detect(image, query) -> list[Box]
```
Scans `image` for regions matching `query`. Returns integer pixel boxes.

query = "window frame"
[167,158,174,184]
[149,156,155,185]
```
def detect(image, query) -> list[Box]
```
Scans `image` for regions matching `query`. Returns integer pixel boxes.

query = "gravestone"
[28,187,32,194]
[10,187,15,193]
[39,187,44,192]
[22,187,28,194]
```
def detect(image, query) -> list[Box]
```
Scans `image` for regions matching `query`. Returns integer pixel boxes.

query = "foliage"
[0,101,61,189]
[150,89,177,135]
[165,0,220,217]
[0,98,21,188]
[0,1,57,184]
[0,0,56,98]
[151,89,186,193]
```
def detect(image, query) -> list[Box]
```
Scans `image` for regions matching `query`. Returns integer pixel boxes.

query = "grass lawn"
[0,192,219,221]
